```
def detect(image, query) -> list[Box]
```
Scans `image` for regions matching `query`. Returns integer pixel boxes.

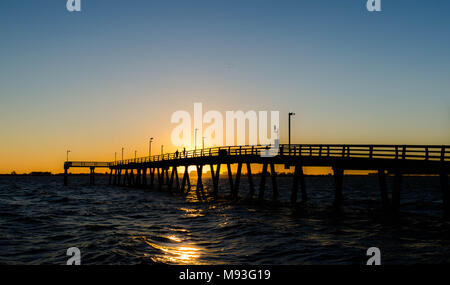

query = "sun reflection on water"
[165,235,182,243]
[133,235,205,265]
[179,207,205,218]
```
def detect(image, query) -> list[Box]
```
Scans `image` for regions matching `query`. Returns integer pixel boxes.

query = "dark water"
[1,174,450,265]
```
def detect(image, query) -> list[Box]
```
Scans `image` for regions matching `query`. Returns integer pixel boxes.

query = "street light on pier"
[149,137,154,158]
[288,112,295,154]
[66,150,71,162]
[122,147,124,161]
[194,128,199,151]
[135,150,137,160]
[115,152,117,164]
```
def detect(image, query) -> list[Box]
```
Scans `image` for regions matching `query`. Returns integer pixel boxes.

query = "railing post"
[299,145,302,157]
[442,146,446,162]
[395,146,399,159]
[402,146,406,160]
[342,146,345,158]
[369,146,373,159]
[425,147,429,161]
[319,146,322,157]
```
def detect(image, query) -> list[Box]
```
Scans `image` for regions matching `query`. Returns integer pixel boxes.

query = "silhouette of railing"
[112,144,449,166]
[65,161,111,168]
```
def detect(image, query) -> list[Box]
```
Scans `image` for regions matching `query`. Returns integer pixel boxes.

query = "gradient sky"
[1,0,449,173]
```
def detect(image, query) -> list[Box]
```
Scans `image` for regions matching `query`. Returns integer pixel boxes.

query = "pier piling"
[378,169,390,210]
[333,166,344,207]
[392,170,402,214]
[441,170,449,217]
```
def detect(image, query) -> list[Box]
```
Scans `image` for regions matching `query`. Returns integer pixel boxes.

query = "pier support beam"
[136,168,141,186]
[210,164,221,197]
[123,169,129,186]
[247,163,255,199]
[168,166,179,192]
[181,166,191,193]
[227,163,234,197]
[441,170,449,218]
[300,166,307,202]
[174,167,180,191]
[378,169,390,210]
[129,169,135,186]
[142,168,147,186]
[270,163,278,200]
[108,169,113,185]
[89,167,95,185]
[64,167,68,186]
[196,165,204,192]
[113,169,117,185]
[392,170,402,214]
[291,164,306,204]
[165,168,170,185]
[157,168,162,190]
[258,163,268,202]
[332,166,344,207]
[233,163,242,200]
[150,168,155,188]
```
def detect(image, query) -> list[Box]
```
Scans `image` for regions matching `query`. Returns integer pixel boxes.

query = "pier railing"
[65,161,112,168]
[112,144,449,166]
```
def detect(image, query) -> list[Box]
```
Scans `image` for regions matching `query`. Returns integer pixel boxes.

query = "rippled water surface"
[1,175,450,264]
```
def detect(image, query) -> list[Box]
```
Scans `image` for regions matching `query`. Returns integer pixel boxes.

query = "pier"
[64,144,450,215]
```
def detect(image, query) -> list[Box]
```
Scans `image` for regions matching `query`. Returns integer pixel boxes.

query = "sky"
[0,0,449,173]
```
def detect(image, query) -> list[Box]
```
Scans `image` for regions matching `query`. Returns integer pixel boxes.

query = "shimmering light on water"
[1,175,450,264]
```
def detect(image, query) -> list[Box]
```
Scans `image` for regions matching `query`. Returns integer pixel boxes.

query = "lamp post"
[66,150,71,162]
[122,147,124,161]
[149,137,154,158]
[194,128,199,151]
[288,112,295,154]
[134,150,137,160]
[161,145,164,155]
[115,152,117,164]
[202,136,205,150]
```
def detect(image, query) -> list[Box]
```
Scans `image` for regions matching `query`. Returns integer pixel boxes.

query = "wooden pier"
[64,144,450,216]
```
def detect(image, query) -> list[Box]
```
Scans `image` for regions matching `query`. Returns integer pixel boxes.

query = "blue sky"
[0,0,449,172]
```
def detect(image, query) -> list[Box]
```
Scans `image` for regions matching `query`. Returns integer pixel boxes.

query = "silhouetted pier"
[64,144,450,216]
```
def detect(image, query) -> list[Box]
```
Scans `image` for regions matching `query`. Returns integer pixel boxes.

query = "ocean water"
[0,174,449,265]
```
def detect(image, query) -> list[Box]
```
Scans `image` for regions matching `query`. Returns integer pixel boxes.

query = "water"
[1,174,450,265]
